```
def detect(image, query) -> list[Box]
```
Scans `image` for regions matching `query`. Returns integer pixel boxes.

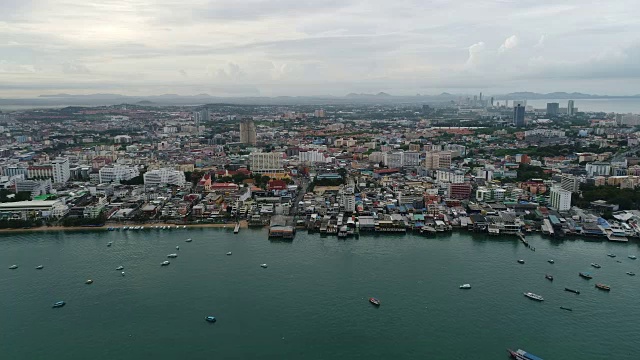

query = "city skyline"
[1,0,640,97]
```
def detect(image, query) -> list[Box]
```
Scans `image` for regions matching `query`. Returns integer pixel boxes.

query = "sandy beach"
[0,220,249,234]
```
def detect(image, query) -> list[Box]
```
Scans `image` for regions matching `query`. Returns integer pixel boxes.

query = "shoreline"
[0,221,248,234]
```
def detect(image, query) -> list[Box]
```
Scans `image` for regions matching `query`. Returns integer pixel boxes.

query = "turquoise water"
[1,229,639,359]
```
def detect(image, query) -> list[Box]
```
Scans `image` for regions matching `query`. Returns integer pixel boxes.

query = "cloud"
[212,62,247,82]
[62,62,90,74]
[465,42,486,68]
[499,35,519,53]
[0,60,37,73]
[534,35,545,48]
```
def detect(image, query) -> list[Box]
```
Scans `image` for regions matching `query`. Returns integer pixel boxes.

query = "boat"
[627,271,636,276]
[116,266,124,270]
[167,253,178,258]
[176,246,180,250]
[52,301,66,308]
[205,316,217,323]
[523,292,544,301]
[36,265,43,269]
[185,238,192,242]
[183,226,186,229]
[226,252,232,256]
[161,261,170,266]
[591,263,601,268]
[547,259,554,264]
[459,284,471,289]
[507,349,543,360]
[517,259,525,264]
[260,263,268,268]
[564,288,580,294]
[85,279,93,284]
[560,306,573,311]
[369,297,381,306]
[607,253,616,258]
[121,271,125,276]
[579,272,592,279]
[595,283,611,291]
[107,242,113,247]
[629,255,637,260]
[9,265,18,269]
[545,274,553,281]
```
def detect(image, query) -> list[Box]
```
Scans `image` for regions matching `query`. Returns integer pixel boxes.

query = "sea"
[1,229,638,360]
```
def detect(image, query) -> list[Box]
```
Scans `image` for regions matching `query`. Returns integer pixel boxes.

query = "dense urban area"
[1,96,640,242]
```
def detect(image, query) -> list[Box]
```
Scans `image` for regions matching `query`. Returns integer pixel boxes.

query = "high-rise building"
[550,187,572,211]
[560,174,580,193]
[249,152,284,174]
[513,104,525,127]
[567,100,575,116]
[239,119,257,146]
[51,157,70,184]
[423,151,452,169]
[546,102,559,115]
[143,168,186,187]
[99,165,140,183]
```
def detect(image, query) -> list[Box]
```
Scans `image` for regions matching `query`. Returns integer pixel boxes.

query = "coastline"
[0,220,248,234]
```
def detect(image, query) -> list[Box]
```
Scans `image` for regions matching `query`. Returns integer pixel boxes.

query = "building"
[239,119,257,146]
[3,165,28,178]
[99,165,140,183]
[448,182,472,200]
[437,170,464,183]
[560,174,580,193]
[143,168,186,187]
[27,165,53,179]
[586,162,611,177]
[51,157,70,184]
[249,152,284,174]
[402,151,421,167]
[15,179,52,199]
[340,187,356,212]
[567,100,575,116]
[550,187,572,211]
[513,104,525,127]
[423,151,452,169]
[546,102,559,115]
[299,150,328,164]
[384,152,404,168]
[0,200,68,219]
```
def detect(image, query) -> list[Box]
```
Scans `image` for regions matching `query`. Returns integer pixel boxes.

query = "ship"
[595,283,611,291]
[579,272,592,279]
[523,292,544,301]
[507,348,544,360]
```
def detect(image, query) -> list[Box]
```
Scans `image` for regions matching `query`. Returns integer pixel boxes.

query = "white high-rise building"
[550,187,572,211]
[560,174,580,193]
[340,187,356,212]
[143,168,186,187]
[299,150,328,164]
[99,165,140,183]
[51,157,70,184]
[249,152,284,173]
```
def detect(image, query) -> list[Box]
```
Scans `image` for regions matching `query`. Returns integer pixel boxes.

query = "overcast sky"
[1,0,639,97]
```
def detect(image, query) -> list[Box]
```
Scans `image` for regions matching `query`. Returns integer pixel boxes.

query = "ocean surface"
[1,229,639,360]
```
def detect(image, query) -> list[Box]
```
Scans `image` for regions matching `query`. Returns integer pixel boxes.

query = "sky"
[1,0,639,97]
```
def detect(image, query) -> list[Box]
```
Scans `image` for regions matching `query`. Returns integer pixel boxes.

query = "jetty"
[234,223,240,234]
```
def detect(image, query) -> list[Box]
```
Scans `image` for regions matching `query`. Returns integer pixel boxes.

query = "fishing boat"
[459,284,471,289]
[547,259,554,264]
[260,263,268,268]
[579,272,592,279]
[507,349,543,360]
[591,263,601,268]
[116,266,124,270]
[107,242,113,247]
[167,253,178,258]
[560,307,573,311]
[607,253,616,258]
[52,301,66,308]
[545,274,553,281]
[369,297,381,306]
[627,271,636,276]
[176,246,180,250]
[121,271,125,276]
[9,265,18,269]
[85,279,93,284]
[226,252,232,256]
[161,261,170,266]
[595,283,611,291]
[205,316,217,323]
[523,292,544,301]
[629,255,637,260]
[564,288,580,294]
[36,265,43,269]
[185,238,192,242]
[517,259,525,264]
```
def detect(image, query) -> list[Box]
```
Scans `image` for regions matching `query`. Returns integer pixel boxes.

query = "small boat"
[545,274,553,281]
[260,263,268,268]
[167,253,178,258]
[560,306,573,311]
[523,292,544,301]
[629,255,637,260]
[183,225,186,229]
[564,288,580,294]
[548,259,554,264]
[185,238,192,242]
[107,242,113,247]
[161,261,170,266]
[591,263,601,268]
[116,266,124,270]
[36,265,44,269]
[9,265,18,269]
[176,246,180,250]
[595,283,610,291]
[52,301,66,308]
[369,297,381,306]
[507,349,543,360]
[85,279,93,284]
[205,316,216,323]
[517,259,525,264]
[607,253,616,258]
[121,271,125,276]
[226,252,232,256]
[626,271,636,276]
[616,260,622,263]
[459,284,471,289]
[579,272,592,279]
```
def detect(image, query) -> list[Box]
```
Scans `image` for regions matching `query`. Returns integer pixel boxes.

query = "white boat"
[36,265,44,269]
[116,266,124,270]
[167,253,178,258]
[629,255,637,260]
[9,265,18,269]
[176,246,180,250]
[459,284,471,289]
[523,292,544,301]
[261,264,268,268]
[183,226,186,229]
[161,261,170,266]
[226,252,232,256]
[185,238,192,242]
[121,271,125,276]
[548,259,554,264]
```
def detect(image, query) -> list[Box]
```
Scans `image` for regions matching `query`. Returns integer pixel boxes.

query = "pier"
[234,223,240,234]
